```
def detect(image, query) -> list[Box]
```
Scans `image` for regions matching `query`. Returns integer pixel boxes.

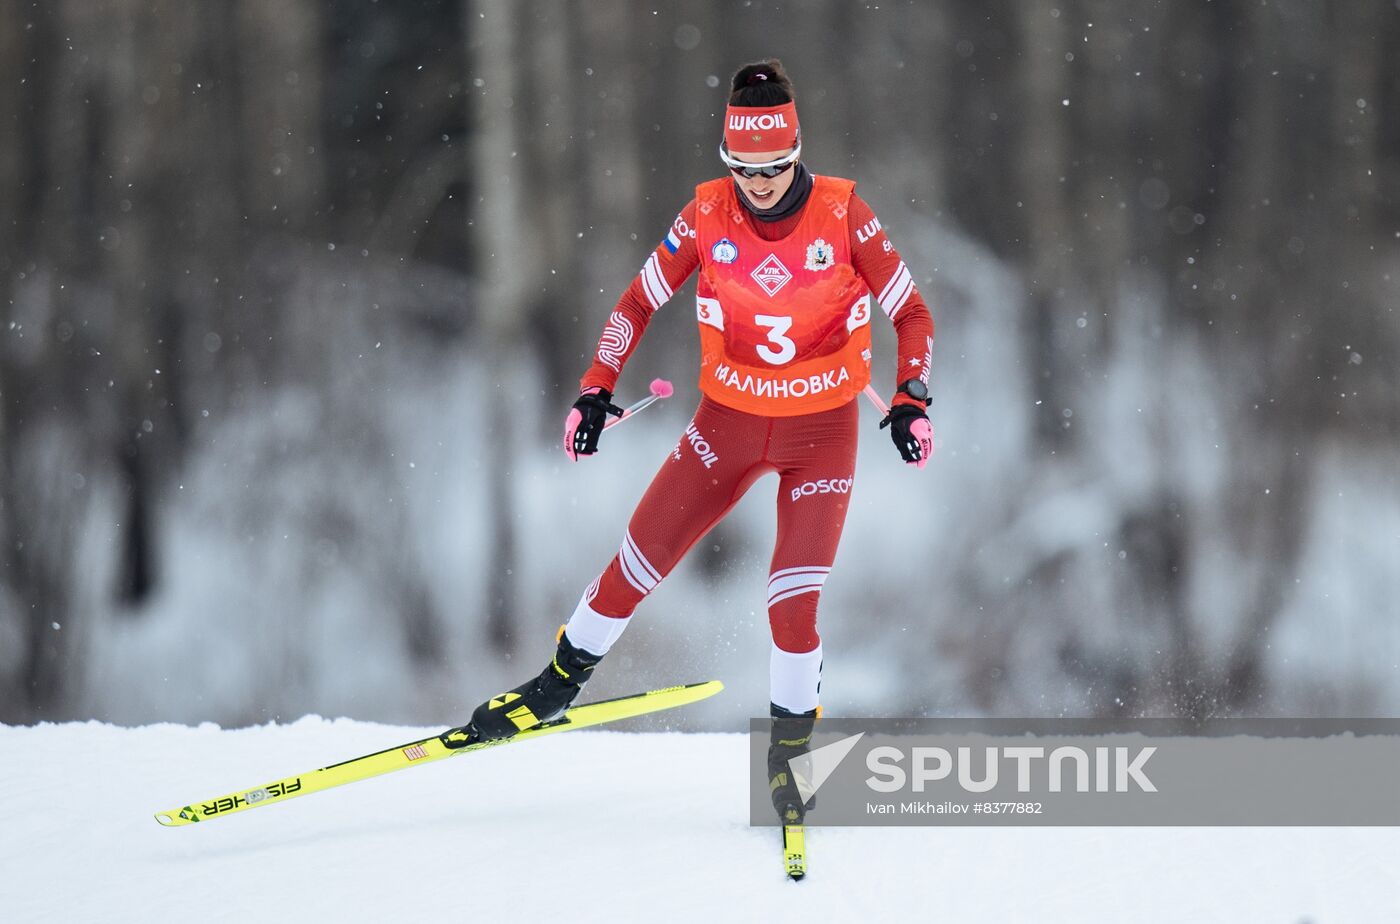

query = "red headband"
[724,101,799,154]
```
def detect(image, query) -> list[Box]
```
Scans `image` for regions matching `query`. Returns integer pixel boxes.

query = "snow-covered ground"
[2,719,1396,923]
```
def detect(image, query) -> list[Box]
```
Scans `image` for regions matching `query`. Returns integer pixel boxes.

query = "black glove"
[564,388,625,459]
[879,403,933,465]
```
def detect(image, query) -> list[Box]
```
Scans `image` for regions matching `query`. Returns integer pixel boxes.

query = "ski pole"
[865,383,934,467]
[603,378,674,430]
[861,383,890,417]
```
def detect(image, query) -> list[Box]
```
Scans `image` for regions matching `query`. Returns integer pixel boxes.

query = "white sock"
[770,642,822,714]
[562,591,631,656]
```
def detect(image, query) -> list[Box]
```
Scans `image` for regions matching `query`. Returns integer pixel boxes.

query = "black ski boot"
[767,703,820,825]
[467,631,604,743]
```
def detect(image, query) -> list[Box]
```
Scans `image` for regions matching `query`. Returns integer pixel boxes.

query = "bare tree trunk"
[521,0,584,417]
[893,3,951,210]
[0,7,21,444]
[466,0,531,655]
[104,0,163,608]
[1014,0,1073,449]
[0,0,95,718]
[576,3,643,301]
[237,0,325,236]
[1201,0,1312,712]
[0,3,20,703]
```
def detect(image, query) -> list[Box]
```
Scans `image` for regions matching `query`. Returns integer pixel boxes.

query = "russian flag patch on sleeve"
[664,229,681,254]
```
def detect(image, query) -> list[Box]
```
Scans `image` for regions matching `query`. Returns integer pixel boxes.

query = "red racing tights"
[563,395,858,714]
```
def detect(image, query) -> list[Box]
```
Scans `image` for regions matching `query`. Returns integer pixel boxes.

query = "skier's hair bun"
[728,59,794,107]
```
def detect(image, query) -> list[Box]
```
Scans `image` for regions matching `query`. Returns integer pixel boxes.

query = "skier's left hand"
[879,404,934,468]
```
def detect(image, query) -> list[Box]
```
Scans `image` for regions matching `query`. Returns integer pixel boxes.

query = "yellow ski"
[154,680,723,827]
[783,823,807,880]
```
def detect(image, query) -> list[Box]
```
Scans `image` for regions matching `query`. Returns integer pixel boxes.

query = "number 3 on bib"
[754,315,796,365]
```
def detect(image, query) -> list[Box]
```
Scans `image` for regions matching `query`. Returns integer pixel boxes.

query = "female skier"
[467,60,934,821]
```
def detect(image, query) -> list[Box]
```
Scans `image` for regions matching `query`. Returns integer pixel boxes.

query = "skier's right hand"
[564,387,624,461]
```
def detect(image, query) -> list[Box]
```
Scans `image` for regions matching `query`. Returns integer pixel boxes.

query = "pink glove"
[563,407,585,462]
[880,404,934,469]
[908,417,934,470]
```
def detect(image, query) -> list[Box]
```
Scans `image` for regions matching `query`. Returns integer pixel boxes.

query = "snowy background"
[1,1,1398,732]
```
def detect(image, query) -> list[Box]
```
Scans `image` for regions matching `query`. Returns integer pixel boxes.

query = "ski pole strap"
[578,389,625,419]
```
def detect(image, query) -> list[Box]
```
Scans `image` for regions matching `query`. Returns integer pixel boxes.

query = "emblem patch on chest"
[750,253,793,296]
[805,238,835,272]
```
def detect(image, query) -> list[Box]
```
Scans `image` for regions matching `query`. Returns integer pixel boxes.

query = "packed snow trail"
[1,719,1395,923]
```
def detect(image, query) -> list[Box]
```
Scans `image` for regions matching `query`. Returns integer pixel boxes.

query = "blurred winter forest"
[1,0,1397,729]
